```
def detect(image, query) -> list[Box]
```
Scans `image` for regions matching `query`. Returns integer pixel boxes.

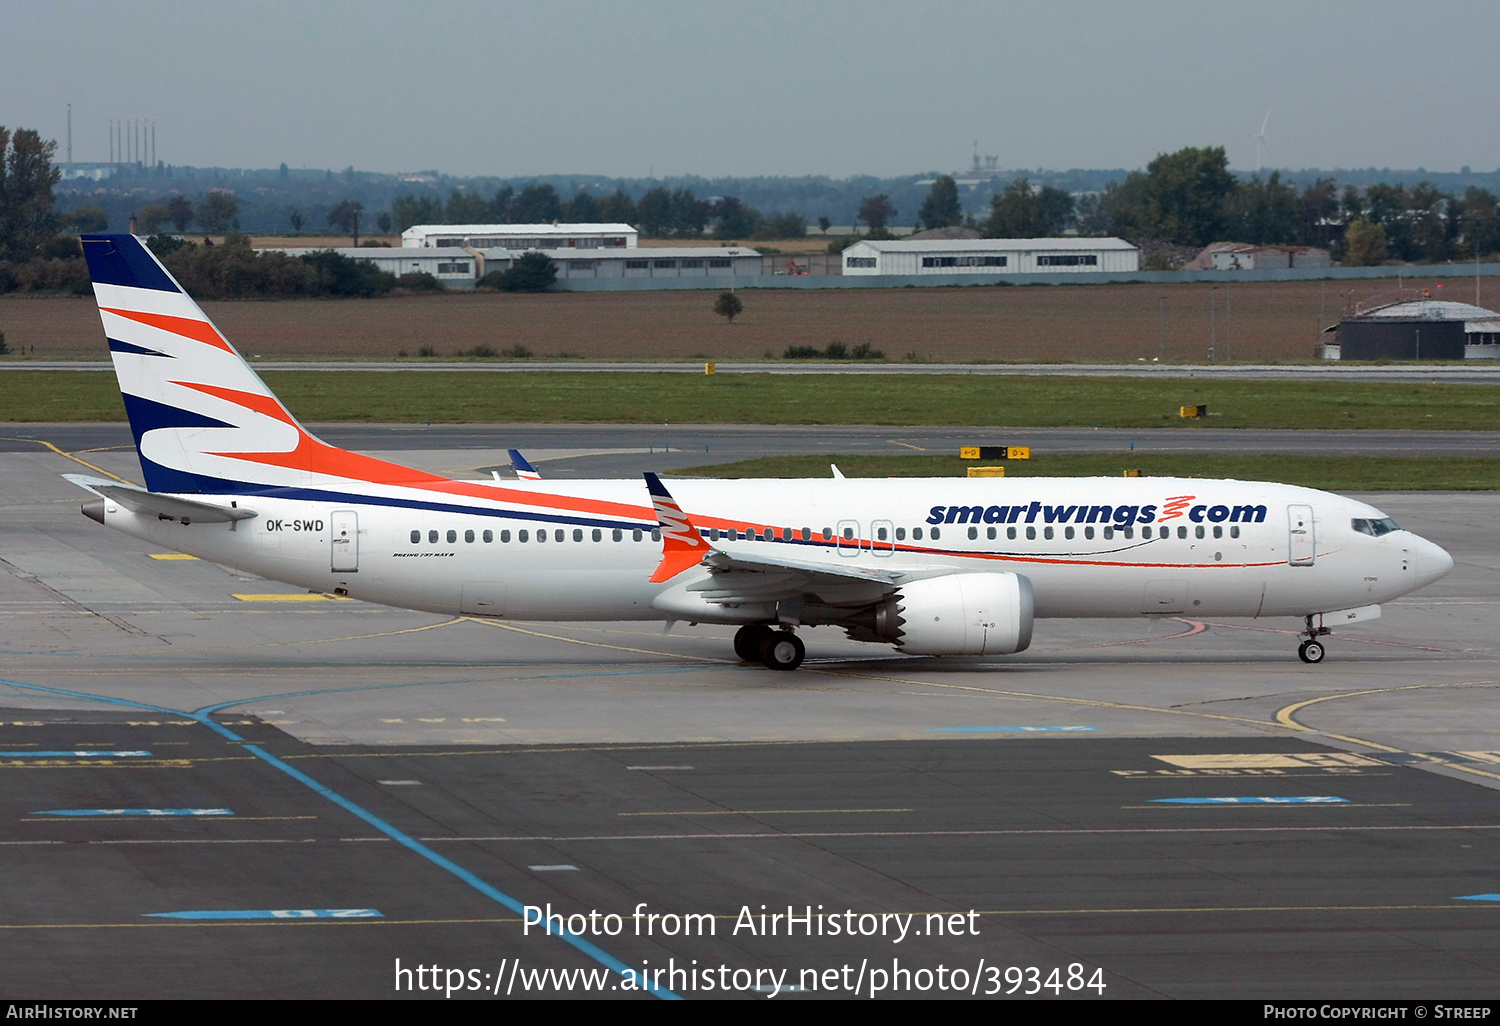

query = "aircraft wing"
[685,543,956,608]
[64,474,258,524]
[643,471,961,609]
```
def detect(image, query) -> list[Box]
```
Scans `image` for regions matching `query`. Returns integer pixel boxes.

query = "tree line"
[890,147,1500,266]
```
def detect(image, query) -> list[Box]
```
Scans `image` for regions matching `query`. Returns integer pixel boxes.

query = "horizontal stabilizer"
[64,474,256,524]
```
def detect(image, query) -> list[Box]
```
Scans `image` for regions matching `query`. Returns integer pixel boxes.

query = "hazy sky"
[7,0,1500,178]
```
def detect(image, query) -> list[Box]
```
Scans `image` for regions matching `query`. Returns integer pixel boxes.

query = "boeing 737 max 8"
[67,234,1453,670]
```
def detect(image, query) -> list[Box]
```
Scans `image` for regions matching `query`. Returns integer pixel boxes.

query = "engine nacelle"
[893,572,1034,655]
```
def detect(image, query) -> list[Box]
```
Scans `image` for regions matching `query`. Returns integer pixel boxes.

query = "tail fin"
[643,472,711,582]
[508,448,542,481]
[80,234,438,494]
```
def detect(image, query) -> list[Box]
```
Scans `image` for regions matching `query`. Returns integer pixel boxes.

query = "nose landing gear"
[733,624,806,671]
[1298,615,1330,664]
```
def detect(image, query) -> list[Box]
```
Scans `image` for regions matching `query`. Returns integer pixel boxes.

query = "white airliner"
[68,234,1453,670]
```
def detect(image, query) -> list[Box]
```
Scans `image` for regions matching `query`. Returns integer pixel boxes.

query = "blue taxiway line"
[1150,796,1350,805]
[928,726,1098,733]
[36,808,232,817]
[147,909,381,920]
[1,750,151,757]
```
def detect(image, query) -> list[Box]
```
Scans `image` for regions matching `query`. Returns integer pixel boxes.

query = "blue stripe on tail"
[80,234,181,293]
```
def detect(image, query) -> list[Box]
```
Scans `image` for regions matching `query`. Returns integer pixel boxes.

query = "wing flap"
[688,545,949,608]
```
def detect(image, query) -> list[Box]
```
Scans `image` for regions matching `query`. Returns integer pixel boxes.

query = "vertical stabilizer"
[79,234,436,494]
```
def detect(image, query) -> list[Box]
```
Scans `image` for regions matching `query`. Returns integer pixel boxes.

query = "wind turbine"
[1254,109,1271,174]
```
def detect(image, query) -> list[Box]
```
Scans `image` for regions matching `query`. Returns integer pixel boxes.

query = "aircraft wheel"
[760,631,805,671]
[1298,640,1325,664]
[734,624,773,662]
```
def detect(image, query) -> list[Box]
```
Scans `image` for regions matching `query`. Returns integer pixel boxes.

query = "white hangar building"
[550,247,761,280]
[401,223,638,250]
[840,237,1139,275]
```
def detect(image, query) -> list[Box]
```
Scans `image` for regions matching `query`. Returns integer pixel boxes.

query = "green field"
[1,369,1498,429]
[681,453,1500,490]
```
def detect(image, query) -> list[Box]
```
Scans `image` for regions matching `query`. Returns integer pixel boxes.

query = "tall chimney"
[129,213,138,235]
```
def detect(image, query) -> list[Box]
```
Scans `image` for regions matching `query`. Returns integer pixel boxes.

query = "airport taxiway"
[1,436,1497,999]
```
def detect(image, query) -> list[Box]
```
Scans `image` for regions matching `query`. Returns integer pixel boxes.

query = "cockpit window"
[1351,517,1400,537]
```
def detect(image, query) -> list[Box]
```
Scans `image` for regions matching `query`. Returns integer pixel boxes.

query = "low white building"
[257,246,510,288]
[401,223,637,250]
[840,237,1139,275]
[257,244,759,287]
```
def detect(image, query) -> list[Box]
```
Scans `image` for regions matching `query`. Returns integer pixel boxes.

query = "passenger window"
[1084,526,1094,540]
[1065,526,1075,539]
[465,529,475,543]
[519,529,529,542]
[1195,526,1205,539]
[446,529,457,543]
[1043,526,1053,540]
[1230,525,1240,539]
[1213,526,1223,539]
[987,527,996,540]
[1103,527,1114,539]
[801,528,811,541]
[573,529,583,542]
[1178,526,1187,539]
[710,528,720,541]
[967,526,977,540]
[613,529,622,541]
[592,529,602,542]
[1026,526,1036,540]
[896,527,906,541]
[781,527,791,541]
[537,530,546,543]
[483,529,493,543]
[930,528,941,540]
[877,526,888,541]
[410,530,420,544]
[500,530,510,543]
[651,529,661,541]
[632,529,642,541]
[822,528,833,541]
[1123,527,1134,539]
[1007,526,1017,540]
[428,530,438,543]
[913,528,923,540]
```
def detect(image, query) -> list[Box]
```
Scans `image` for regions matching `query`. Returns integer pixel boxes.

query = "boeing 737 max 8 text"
[67,234,1453,670]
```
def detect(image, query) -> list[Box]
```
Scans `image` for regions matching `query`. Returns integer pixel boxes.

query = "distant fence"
[553,262,1500,292]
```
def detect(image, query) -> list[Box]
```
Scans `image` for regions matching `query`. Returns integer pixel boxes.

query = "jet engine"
[849,572,1034,655]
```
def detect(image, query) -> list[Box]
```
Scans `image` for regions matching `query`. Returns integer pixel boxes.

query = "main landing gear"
[733,624,806,671]
[1298,615,1330,664]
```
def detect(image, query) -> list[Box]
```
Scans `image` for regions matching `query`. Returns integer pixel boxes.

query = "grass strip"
[0,370,1497,430]
[679,453,1500,491]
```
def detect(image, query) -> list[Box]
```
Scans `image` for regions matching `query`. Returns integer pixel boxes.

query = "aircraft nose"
[1412,536,1454,587]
